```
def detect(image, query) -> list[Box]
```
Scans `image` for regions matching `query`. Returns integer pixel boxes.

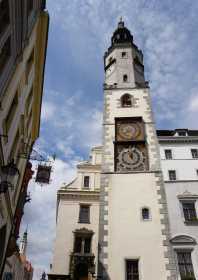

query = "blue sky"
[20,0,198,279]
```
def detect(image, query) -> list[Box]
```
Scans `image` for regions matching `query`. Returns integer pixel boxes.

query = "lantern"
[35,164,52,184]
[0,161,20,193]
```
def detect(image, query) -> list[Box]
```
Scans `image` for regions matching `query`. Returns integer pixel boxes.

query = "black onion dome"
[111,19,133,46]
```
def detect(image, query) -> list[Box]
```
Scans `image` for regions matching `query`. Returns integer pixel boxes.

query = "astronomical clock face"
[116,120,144,141]
[115,144,147,172]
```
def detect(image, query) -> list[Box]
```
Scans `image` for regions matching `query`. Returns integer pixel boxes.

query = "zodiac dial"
[117,123,142,141]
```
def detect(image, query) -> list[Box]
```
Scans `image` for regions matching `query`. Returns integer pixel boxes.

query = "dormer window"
[178,131,187,136]
[123,74,128,82]
[121,94,132,107]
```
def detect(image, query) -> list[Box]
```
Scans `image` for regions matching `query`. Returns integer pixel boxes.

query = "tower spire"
[118,16,124,28]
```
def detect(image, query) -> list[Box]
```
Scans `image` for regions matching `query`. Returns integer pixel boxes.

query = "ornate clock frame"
[115,117,149,172]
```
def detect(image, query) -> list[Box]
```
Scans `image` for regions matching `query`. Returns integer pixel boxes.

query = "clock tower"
[98,19,176,280]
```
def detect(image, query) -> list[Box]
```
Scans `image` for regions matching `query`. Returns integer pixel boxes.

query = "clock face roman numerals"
[115,117,148,172]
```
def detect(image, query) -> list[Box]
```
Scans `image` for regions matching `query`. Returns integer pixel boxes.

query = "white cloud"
[188,94,198,112]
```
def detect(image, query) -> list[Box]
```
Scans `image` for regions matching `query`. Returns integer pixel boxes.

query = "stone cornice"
[77,164,101,170]
[58,190,100,201]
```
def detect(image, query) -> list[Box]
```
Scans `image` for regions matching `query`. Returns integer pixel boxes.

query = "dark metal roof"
[157,129,198,137]
[111,19,133,46]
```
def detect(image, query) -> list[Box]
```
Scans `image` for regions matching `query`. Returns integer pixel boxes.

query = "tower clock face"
[116,145,147,171]
[117,123,141,140]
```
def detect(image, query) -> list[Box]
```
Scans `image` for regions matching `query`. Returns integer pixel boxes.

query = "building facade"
[98,19,175,280]
[48,147,102,280]
[49,21,198,280]
[158,129,198,280]
[0,0,49,277]
[49,21,178,280]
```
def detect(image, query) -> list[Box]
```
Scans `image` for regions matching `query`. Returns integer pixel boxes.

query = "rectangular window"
[83,176,90,188]
[84,237,91,253]
[126,260,139,280]
[4,91,18,134]
[0,0,10,36]
[74,235,92,254]
[182,202,197,221]
[168,170,176,181]
[191,149,198,159]
[165,149,172,159]
[0,36,11,75]
[177,252,195,279]
[74,237,82,253]
[79,205,90,223]
[122,51,127,58]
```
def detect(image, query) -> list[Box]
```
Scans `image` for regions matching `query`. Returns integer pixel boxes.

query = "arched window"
[123,74,128,82]
[121,94,132,107]
[142,208,150,220]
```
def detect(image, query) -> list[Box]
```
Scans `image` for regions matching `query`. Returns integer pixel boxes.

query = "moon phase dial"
[116,145,147,172]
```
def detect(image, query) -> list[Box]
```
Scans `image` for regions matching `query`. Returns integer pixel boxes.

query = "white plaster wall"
[105,47,136,88]
[106,173,169,280]
[160,143,198,181]
[51,148,101,275]
[51,198,99,275]
[165,181,198,279]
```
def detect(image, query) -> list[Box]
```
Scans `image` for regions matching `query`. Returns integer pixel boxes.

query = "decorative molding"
[177,190,198,200]
[170,235,196,245]
[58,190,100,201]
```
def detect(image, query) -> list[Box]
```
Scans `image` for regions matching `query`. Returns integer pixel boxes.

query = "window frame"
[73,229,93,255]
[176,251,195,280]
[168,170,177,181]
[141,207,150,221]
[121,94,132,108]
[78,204,90,224]
[83,176,90,189]
[182,201,197,222]
[191,149,198,159]
[125,259,139,280]
[165,149,172,160]
[123,74,128,82]
[121,51,127,59]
